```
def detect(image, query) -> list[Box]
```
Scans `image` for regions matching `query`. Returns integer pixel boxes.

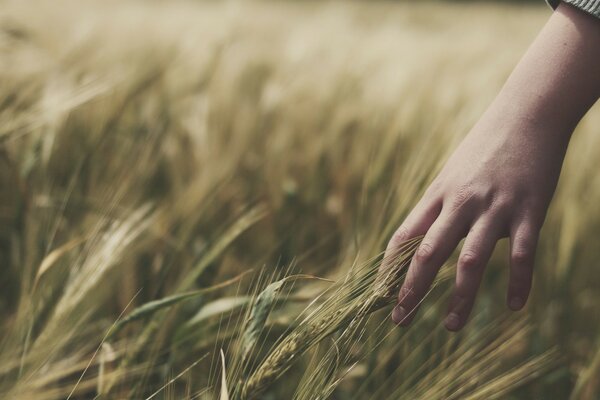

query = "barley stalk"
[239,237,422,399]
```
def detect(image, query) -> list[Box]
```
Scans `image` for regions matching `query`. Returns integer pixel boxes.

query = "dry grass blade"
[97,343,116,396]
[220,349,230,400]
[111,271,252,336]
[184,297,251,329]
[32,236,86,291]
[144,355,208,400]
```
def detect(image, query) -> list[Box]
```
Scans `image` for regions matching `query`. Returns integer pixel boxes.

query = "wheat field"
[0,0,599,399]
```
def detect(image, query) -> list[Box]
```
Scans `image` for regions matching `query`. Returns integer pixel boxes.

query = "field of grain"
[0,0,599,398]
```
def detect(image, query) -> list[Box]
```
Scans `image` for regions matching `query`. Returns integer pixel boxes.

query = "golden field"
[0,0,598,398]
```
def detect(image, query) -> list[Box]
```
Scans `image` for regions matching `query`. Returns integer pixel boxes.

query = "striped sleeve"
[546,0,600,18]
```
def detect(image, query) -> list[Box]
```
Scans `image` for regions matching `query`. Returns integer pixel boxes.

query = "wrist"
[490,82,583,136]
[483,90,575,146]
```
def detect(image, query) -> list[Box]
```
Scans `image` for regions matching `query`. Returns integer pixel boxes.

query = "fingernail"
[392,305,406,324]
[445,313,461,331]
[509,297,524,311]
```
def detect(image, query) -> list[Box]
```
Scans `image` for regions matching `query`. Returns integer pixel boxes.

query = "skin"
[384,2,600,331]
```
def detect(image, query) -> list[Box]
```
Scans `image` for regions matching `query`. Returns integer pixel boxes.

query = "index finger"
[392,208,469,326]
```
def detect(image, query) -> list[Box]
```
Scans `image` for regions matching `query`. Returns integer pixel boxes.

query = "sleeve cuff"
[546,0,600,19]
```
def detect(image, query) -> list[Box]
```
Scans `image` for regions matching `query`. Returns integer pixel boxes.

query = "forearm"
[491,3,600,136]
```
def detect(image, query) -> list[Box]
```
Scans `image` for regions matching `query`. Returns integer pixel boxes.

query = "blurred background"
[0,0,598,399]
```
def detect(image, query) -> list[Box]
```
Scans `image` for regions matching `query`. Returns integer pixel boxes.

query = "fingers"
[381,198,442,272]
[507,217,539,311]
[387,188,541,330]
[445,217,501,331]
[445,214,539,331]
[392,207,469,326]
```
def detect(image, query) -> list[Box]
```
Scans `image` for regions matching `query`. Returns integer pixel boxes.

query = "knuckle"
[415,242,436,263]
[458,251,481,270]
[511,250,532,267]
[478,186,495,204]
[492,196,514,214]
[385,229,409,263]
[391,227,409,245]
[398,285,415,303]
[449,185,476,210]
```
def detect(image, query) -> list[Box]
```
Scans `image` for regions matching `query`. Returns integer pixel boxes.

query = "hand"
[383,2,600,331]
[386,109,568,331]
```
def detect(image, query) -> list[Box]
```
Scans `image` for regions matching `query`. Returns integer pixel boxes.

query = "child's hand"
[384,2,600,331]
